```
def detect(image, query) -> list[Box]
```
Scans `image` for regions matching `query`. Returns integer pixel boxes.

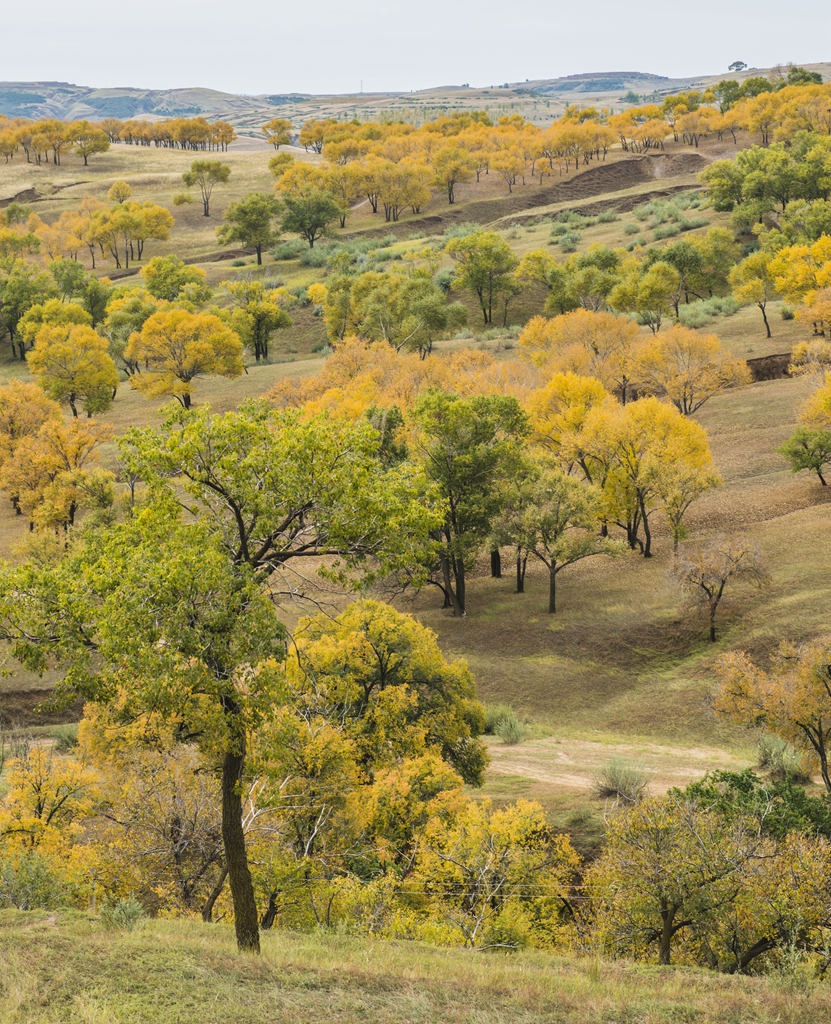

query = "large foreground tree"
[0,401,438,953]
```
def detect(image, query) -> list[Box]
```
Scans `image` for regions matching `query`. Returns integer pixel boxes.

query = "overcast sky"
[4,0,828,95]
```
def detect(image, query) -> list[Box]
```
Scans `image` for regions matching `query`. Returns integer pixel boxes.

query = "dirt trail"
[487,734,750,798]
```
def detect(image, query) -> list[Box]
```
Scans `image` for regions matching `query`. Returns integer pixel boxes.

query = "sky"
[3,0,829,95]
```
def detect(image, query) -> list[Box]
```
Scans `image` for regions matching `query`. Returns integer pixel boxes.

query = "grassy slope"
[1,911,829,1024]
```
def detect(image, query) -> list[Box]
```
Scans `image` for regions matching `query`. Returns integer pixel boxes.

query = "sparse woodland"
[4,64,831,989]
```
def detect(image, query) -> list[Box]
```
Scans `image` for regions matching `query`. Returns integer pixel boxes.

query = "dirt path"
[486,734,751,798]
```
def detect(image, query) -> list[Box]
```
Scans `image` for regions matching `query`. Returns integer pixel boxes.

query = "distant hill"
[1,62,829,136]
[0,81,311,122]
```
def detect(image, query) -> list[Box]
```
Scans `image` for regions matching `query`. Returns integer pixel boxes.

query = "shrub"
[558,231,581,252]
[0,852,70,910]
[758,734,812,784]
[484,703,524,745]
[434,269,454,294]
[298,247,330,268]
[230,258,246,267]
[597,209,619,223]
[52,724,78,753]
[678,217,709,232]
[679,296,740,328]
[623,223,640,235]
[273,239,307,260]
[781,305,796,320]
[549,223,570,237]
[592,759,651,803]
[99,897,146,932]
[556,210,589,227]
[626,238,646,251]
[653,224,680,241]
[442,222,479,243]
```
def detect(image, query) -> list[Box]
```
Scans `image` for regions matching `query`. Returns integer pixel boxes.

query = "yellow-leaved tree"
[634,325,751,415]
[124,308,244,408]
[715,636,831,790]
[519,310,639,402]
[27,323,119,417]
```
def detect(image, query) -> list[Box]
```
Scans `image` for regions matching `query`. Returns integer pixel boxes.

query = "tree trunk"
[260,891,279,930]
[256,245,262,265]
[440,551,465,616]
[547,565,557,614]
[516,550,527,593]
[759,303,771,339]
[490,548,501,578]
[201,866,228,922]
[638,494,652,558]
[221,749,260,953]
[659,904,676,965]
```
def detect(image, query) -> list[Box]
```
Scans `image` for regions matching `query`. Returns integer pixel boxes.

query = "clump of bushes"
[758,734,812,784]
[557,231,582,253]
[0,852,70,910]
[442,222,479,243]
[592,759,651,803]
[484,703,524,745]
[678,296,740,328]
[272,239,307,261]
[52,724,78,753]
[653,223,681,241]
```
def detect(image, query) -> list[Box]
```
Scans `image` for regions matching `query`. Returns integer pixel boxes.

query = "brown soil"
[0,689,83,727]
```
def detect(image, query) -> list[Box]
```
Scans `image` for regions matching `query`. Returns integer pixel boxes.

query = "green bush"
[555,210,585,225]
[442,222,479,243]
[52,724,78,753]
[0,852,71,910]
[230,258,247,267]
[298,247,329,268]
[653,224,680,241]
[592,759,651,803]
[679,296,740,327]
[100,897,146,932]
[434,269,454,294]
[596,209,619,223]
[623,223,640,235]
[549,223,570,237]
[758,734,812,784]
[272,239,307,261]
[484,703,524,745]
[781,305,796,320]
[558,231,581,252]
[678,217,709,232]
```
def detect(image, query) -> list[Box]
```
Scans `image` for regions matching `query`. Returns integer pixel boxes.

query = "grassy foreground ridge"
[1,910,828,1024]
